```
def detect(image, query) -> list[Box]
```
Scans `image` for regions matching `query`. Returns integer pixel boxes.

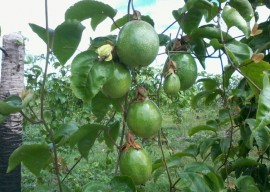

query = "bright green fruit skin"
[163,73,181,96]
[116,20,159,67]
[120,147,152,185]
[127,99,162,138]
[170,53,197,91]
[102,63,132,98]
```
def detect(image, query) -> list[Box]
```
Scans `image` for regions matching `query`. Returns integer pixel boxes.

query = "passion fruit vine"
[116,20,159,67]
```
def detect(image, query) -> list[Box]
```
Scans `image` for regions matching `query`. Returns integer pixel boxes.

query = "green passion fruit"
[163,73,181,96]
[116,20,159,67]
[102,63,132,99]
[119,147,152,185]
[127,99,162,138]
[168,53,197,91]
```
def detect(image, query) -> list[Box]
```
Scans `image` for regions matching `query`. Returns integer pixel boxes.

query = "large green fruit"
[120,147,152,185]
[102,63,132,98]
[116,20,159,67]
[169,53,197,91]
[163,73,181,96]
[127,99,162,138]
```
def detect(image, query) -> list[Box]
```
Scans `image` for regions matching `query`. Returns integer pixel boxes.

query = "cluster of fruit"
[96,13,197,185]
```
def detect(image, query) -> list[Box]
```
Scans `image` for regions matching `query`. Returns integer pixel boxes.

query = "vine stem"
[114,93,129,175]
[41,1,63,191]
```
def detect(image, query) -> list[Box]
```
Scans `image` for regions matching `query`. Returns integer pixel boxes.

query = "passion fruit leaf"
[222,5,250,38]
[53,20,85,64]
[92,92,111,121]
[110,176,136,192]
[33,183,71,192]
[191,25,232,41]
[29,23,54,49]
[54,121,79,145]
[197,78,218,90]
[236,176,260,192]
[189,38,206,69]
[82,181,110,192]
[224,40,253,65]
[111,14,154,31]
[252,126,270,152]
[21,89,35,107]
[68,124,105,159]
[0,114,7,124]
[229,0,254,22]
[199,138,217,159]
[188,125,217,136]
[70,50,114,102]
[65,0,117,31]
[7,144,51,176]
[89,35,117,51]
[223,64,235,88]
[0,96,22,115]
[158,34,170,46]
[204,171,224,192]
[173,8,203,34]
[240,60,270,94]
[178,172,212,192]
[104,121,120,149]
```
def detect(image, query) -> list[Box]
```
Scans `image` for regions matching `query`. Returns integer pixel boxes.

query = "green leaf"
[104,121,120,149]
[252,126,270,152]
[222,5,250,38]
[173,8,203,34]
[225,40,253,65]
[240,60,270,95]
[7,144,51,176]
[197,78,218,90]
[0,114,7,124]
[83,181,110,192]
[158,34,170,47]
[188,125,217,136]
[53,20,85,64]
[220,137,230,153]
[70,50,114,102]
[191,25,232,41]
[199,138,218,159]
[89,35,117,51]
[219,108,231,122]
[110,176,136,192]
[111,14,154,31]
[0,96,22,115]
[229,0,254,22]
[54,121,78,145]
[236,175,260,192]
[29,23,54,49]
[189,38,206,69]
[92,92,111,121]
[65,0,117,31]
[223,64,236,88]
[68,124,104,159]
[178,172,212,192]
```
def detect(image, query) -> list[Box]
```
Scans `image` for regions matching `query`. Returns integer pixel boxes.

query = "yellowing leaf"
[251,53,264,63]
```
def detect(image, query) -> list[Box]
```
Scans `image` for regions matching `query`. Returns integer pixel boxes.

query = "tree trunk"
[0,32,25,192]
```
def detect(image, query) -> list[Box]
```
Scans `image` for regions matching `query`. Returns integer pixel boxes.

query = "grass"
[21,106,218,192]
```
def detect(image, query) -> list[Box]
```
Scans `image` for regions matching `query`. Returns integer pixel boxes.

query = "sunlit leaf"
[229,0,254,22]
[89,35,117,51]
[65,0,117,30]
[7,144,51,176]
[191,25,232,41]
[222,5,250,38]
[53,20,85,64]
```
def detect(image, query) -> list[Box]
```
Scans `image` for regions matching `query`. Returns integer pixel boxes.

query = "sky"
[0,0,269,76]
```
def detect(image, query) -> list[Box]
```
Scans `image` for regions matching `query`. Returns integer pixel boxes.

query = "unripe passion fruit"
[169,53,197,91]
[127,99,162,138]
[163,73,181,96]
[102,63,132,98]
[116,20,159,67]
[120,147,152,185]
